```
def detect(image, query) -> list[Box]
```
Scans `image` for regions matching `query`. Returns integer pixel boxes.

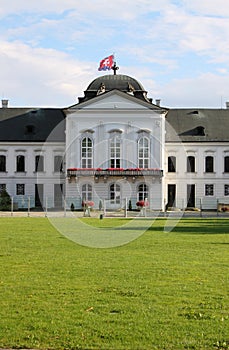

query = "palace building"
[0,71,229,211]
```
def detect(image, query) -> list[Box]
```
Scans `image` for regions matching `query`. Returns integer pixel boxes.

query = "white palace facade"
[0,72,229,211]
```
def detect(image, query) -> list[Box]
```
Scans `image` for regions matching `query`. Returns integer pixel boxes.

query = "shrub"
[0,189,11,211]
[70,203,75,211]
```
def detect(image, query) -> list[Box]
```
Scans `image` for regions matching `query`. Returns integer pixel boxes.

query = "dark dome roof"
[78,74,152,103]
[87,74,145,92]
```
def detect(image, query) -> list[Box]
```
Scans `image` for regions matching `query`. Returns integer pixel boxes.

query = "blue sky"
[1,0,229,108]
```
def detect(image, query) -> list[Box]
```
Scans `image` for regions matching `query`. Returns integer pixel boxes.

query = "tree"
[0,189,11,210]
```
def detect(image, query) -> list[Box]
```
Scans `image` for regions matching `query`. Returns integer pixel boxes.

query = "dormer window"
[197,126,205,136]
[25,125,35,134]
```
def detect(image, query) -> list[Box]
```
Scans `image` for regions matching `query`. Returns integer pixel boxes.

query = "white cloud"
[184,0,229,17]
[160,72,229,108]
[0,0,170,18]
[0,0,229,108]
[0,41,96,107]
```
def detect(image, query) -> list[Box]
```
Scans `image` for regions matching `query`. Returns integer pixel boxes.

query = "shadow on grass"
[148,219,229,235]
[210,242,229,245]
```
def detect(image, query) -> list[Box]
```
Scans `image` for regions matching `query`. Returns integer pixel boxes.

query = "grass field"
[0,217,228,350]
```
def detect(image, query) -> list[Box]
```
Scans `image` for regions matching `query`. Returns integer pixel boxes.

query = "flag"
[98,55,114,71]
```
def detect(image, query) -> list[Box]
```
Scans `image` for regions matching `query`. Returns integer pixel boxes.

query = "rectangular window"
[224,184,229,196]
[224,156,229,172]
[0,184,6,193]
[81,137,93,168]
[16,184,25,195]
[54,155,63,172]
[0,155,6,172]
[205,184,214,196]
[205,156,214,173]
[16,155,25,172]
[35,155,44,172]
[110,136,121,168]
[187,156,195,172]
[168,156,176,172]
[138,137,150,169]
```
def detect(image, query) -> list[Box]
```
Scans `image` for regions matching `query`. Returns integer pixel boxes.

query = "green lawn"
[0,217,228,350]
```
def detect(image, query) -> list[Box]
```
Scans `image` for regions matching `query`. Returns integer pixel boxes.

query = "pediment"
[67,90,161,111]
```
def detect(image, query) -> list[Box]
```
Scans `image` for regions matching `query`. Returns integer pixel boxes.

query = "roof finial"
[111,61,119,75]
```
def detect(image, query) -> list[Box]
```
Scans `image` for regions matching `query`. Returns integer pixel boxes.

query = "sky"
[1,0,229,108]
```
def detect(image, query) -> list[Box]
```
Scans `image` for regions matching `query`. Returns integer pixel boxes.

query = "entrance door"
[35,184,43,208]
[167,184,176,208]
[187,184,195,208]
[54,184,63,208]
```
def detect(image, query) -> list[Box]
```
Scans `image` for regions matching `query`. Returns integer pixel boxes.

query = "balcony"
[67,168,163,182]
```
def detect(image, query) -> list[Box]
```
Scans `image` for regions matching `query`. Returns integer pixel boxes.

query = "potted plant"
[82,200,94,216]
[136,199,149,215]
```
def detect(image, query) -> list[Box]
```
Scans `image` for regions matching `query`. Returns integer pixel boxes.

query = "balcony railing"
[67,168,163,179]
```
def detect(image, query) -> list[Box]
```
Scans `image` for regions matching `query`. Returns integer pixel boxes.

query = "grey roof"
[166,108,229,142]
[0,108,66,142]
[78,74,153,103]
[1,105,229,144]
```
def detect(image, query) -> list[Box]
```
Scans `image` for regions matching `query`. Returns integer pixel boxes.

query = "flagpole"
[111,52,119,75]
[112,61,119,75]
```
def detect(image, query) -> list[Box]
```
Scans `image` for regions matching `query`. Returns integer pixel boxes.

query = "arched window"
[110,183,121,204]
[81,137,93,168]
[138,137,149,168]
[0,155,6,172]
[205,156,214,173]
[168,156,176,172]
[16,155,25,172]
[138,184,149,201]
[109,135,121,168]
[82,183,92,201]
[35,155,44,172]
[187,156,195,173]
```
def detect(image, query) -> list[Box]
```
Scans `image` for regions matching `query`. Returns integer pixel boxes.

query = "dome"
[87,74,145,92]
[78,74,152,103]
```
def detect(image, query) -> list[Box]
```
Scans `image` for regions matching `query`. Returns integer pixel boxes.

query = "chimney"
[1,99,9,108]
[226,101,229,109]
[155,99,161,107]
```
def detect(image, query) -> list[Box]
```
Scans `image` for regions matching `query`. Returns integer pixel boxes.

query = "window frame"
[16,184,25,195]
[0,184,6,193]
[205,156,214,173]
[187,155,195,173]
[0,155,6,172]
[224,184,229,196]
[16,155,25,172]
[81,137,93,169]
[54,155,63,173]
[109,183,121,204]
[109,135,121,168]
[205,184,214,196]
[138,183,149,201]
[82,183,93,201]
[138,136,150,169]
[168,156,176,172]
[35,155,44,172]
[224,156,229,173]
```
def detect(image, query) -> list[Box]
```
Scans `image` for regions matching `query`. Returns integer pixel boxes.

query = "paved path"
[0,210,228,218]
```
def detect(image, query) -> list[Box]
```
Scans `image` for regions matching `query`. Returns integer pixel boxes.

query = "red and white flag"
[98,55,114,71]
